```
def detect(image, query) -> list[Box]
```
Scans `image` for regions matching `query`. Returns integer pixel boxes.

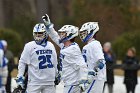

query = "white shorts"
[26,85,56,93]
[63,85,81,93]
[85,79,105,93]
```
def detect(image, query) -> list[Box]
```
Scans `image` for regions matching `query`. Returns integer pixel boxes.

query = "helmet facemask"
[33,23,48,45]
[33,31,48,44]
[58,31,71,43]
[33,32,44,42]
[58,25,79,43]
[79,30,88,42]
[79,22,99,42]
[58,32,67,40]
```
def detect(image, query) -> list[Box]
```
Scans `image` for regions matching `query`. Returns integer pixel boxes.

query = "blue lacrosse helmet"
[33,23,48,45]
[58,25,79,43]
[79,22,99,42]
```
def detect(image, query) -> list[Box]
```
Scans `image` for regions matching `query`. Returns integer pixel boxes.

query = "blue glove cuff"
[16,76,24,83]
[98,61,104,70]
[88,71,96,76]
[79,80,89,84]
[97,59,105,70]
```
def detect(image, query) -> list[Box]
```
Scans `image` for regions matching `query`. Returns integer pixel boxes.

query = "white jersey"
[17,41,58,85]
[0,49,4,67]
[82,39,106,81]
[0,49,8,86]
[48,28,88,86]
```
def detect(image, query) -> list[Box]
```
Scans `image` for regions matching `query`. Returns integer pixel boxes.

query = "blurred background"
[0,0,140,93]
[0,0,140,58]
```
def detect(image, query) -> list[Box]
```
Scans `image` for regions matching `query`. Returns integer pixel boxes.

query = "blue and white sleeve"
[17,44,30,77]
[48,28,63,48]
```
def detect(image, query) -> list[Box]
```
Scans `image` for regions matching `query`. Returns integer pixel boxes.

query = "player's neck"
[87,38,95,43]
[64,41,73,47]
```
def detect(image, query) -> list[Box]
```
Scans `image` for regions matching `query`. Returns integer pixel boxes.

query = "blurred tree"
[130,0,140,30]
[112,31,140,59]
[71,0,132,43]
[36,0,49,22]
[0,0,5,27]
[10,14,36,43]
[0,29,23,57]
[1,0,140,56]
[47,0,70,29]
[2,0,66,43]
[3,0,36,43]
[28,0,37,15]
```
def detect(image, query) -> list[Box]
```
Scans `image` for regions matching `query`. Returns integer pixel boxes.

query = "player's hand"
[94,60,105,72]
[42,14,51,26]
[42,14,54,29]
[79,80,89,92]
[54,71,62,85]
[15,76,25,89]
[87,71,97,83]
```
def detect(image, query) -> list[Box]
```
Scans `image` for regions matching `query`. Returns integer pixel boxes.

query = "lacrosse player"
[15,23,58,93]
[0,40,8,93]
[42,14,88,93]
[79,22,106,93]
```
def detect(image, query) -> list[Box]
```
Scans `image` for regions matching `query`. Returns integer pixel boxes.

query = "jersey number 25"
[38,55,53,69]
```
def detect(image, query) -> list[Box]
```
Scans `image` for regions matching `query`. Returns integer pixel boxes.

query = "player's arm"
[64,48,88,79]
[42,14,63,48]
[82,46,105,85]
[16,44,30,89]
[94,59,105,72]
[49,28,63,48]
[16,61,26,86]
[65,47,89,91]
[68,55,89,91]
[0,49,4,67]
[65,47,88,80]
[51,44,62,85]
[75,55,89,92]
[0,50,3,87]
[93,42,106,72]
[1,63,8,86]
[78,61,89,92]
[51,44,60,75]
[0,50,8,86]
